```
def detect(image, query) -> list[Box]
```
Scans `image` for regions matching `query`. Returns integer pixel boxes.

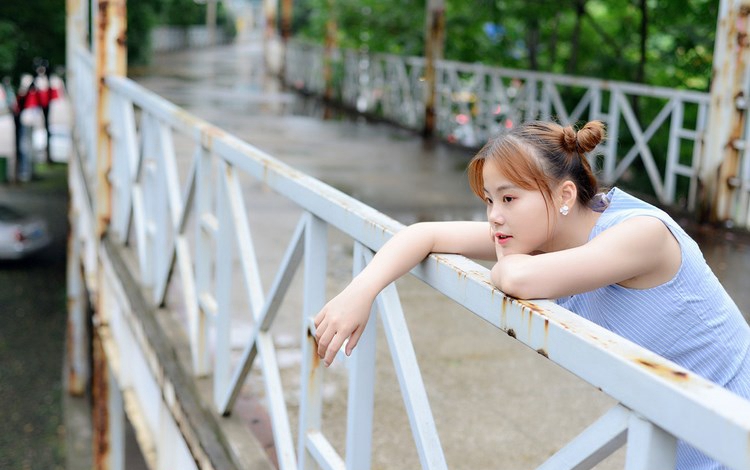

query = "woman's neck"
[550,207,602,252]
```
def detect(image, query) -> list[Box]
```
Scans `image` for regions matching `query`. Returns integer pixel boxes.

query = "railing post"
[298,213,328,469]
[92,3,126,468]
[700,0,750,224]
[66,0,85,101]
[345,243,377,470]
[66,0,91,401]
[625,415,677,470]
[323,0,338,102]
[66,204,89,395]
[281,0,293,42]
[193,144,213,377]
[423,0,445,136]
[92,323,125,470]
[263,0,284,75]
[206,0,217,46]
[94,0,126,239]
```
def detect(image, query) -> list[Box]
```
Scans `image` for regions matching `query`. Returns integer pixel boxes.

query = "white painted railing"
[66,42,750,468]
[285,41,732,223]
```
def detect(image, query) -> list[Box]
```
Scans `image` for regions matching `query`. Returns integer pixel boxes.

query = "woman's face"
[482,159,555,256]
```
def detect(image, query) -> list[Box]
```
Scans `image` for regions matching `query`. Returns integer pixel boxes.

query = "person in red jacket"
[14,74,38,182]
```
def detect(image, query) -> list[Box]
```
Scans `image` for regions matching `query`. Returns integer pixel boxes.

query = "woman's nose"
[488,205,505,225]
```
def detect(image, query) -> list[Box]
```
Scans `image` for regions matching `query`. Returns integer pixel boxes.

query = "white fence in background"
[66,40,750,469]
[285,41,750,227]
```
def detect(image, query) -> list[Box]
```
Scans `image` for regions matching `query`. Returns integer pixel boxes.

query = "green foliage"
[291,0,720,200]
[0,21,21,77]
[129,0,236,65]
[0,0,66,83]
[295,0,426,55]
[161,0,207,26]
[0,0,237,74]
[293,0,718,91]
[128,0,164,66]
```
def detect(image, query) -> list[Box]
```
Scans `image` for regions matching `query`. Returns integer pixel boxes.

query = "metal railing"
[285,41,750,227]
[66,40,750,469]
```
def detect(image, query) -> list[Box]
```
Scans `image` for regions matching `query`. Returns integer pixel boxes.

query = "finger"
[314,317,327,341]
[345,326,364,356]
[317,326,336,359]
[313,307,326,328]
[325,332,347,366]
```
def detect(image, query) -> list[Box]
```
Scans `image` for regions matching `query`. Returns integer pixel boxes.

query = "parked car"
[0,204,51,259]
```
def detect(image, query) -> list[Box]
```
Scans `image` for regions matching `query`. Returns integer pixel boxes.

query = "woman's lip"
[494,233,512,245]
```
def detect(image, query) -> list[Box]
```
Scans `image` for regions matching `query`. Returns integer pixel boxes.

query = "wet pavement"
[0,164,69,470]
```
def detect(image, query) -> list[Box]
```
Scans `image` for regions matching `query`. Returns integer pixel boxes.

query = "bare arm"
[491,216,681,299]
[314,221,494,366]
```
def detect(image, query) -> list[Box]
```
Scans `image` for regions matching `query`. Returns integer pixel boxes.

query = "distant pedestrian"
[33,59,53,163]
[1,77,16,182]
[14,74,38,182]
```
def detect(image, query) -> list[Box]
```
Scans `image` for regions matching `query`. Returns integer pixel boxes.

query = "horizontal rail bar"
[101,74,750,469]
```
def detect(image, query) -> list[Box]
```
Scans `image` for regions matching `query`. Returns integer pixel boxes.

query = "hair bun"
[576,120,605,153]
[561,126,578,153]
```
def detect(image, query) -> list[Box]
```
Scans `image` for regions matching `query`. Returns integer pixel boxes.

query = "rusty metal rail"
[65,44,750,470]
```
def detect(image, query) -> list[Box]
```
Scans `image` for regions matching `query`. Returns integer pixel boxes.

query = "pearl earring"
[560,204,569,216]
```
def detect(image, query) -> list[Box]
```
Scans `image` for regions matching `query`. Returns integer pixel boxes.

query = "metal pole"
[281,0,293,42]
[206,0,217,46]
[423,0,445,136]
[323,0,337,102]
[95,0,126,239]
[263,0,283,75]
[92,2,126,467]
[264,0,277,40]
[278,0,293,80]
[65,0,89,398]
[700,0,750,224]
[66,0,84,100]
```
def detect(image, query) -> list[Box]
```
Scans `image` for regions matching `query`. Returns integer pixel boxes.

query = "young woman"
[313,120,750,469]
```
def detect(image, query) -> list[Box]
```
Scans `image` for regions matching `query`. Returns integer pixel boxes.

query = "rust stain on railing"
[634,358,691,382]
[92,328,110,469]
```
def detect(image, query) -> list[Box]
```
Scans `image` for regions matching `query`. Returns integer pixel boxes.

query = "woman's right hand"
[313,284,375,367]
[313,221,496,366]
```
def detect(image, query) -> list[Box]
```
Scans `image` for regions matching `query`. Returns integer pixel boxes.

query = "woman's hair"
[467,120,605,209]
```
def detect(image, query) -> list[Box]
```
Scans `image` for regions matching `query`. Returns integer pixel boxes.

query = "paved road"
[0,164,68,470]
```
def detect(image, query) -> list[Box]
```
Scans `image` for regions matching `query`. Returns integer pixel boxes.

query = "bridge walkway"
[67,34,750,469]
[127,39,622,469]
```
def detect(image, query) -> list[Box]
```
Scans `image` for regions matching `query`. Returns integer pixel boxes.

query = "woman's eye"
[484,197,493,205]
[502,196,514,203]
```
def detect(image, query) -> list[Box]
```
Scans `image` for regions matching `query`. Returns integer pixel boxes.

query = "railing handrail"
[93,71,750,469]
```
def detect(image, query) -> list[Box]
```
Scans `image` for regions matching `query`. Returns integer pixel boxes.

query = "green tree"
[293,0,719,91]
[0,0,66,82]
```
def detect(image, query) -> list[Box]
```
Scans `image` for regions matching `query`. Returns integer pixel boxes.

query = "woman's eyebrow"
[485,184,517,193]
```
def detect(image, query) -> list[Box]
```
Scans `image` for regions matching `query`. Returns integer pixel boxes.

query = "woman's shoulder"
[596,188,673,228]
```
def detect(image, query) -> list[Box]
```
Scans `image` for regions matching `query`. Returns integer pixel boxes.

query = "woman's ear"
[559,180,578,210]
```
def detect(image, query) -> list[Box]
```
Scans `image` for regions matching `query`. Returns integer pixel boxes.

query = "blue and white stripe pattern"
[558,187,750,470]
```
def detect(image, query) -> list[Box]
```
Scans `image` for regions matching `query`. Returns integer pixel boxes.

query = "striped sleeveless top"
[558,187,750,387]
[557,188,750,468]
